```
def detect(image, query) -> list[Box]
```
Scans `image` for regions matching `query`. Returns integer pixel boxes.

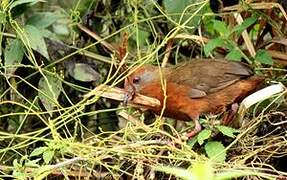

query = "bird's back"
[168,59,254,94]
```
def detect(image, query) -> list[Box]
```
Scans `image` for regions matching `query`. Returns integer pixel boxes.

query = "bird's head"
[123,64,162,104]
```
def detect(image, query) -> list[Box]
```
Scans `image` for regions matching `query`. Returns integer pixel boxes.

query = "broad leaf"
[156,162,214,180]
[156,166,195,179]
[30,147,48,157]
[9,0,43,10]
[0,11,6,23]
[25,159,41,168]
[134,29,150,47]
[24,25,49,60]
[225,48,243,61]
[255,49,273,65]
[191,161,214,180]
[26,12,58,29]
[163,0,190,22]
[205,141,226,163]
[43,150,54,164]
[216,125,239,138]
[38,75,62,113]
[187,136,198,148]
[212,20,229,36]
[32,165,53,180]
[4,38,24,76]
[67,63,102,82]
[232,16,258,35]
[163,0,209,31]
[52,22,69,36]
[197,129,212,145]
[204,38,225,56]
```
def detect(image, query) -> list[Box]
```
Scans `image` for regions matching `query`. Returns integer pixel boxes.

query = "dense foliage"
[0,0,286,179]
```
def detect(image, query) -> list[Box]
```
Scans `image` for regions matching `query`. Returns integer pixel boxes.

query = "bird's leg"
[222,103,239,125]
[185,118,202,139]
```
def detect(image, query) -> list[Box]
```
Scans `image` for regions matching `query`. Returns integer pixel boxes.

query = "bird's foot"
[223,103,239,125]
[183,119,202,139]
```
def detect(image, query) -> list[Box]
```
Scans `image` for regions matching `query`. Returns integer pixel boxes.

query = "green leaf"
[190,161,214,180]
[163,0,190,21]
[43,150,54,164]
[9,0,43,10]
[156,162,216,180]
[187,136,198,148]
[12,158,28,179]
[39,29,56,39]
[4,38,24,76]
[30,147,48,157]
[232,16,257,35]
[255,49,273,65]
[52,22,70,36]
[197,129,212,145]
[212,20,229,36]
[136,29,150,47]
[0,11,6,24]
[13,159,21,168]
[12,171,28,180]
[32,165,53,180]
[225,48,243,61]
[38,75,62,113]
[26,12,58,29]
[24,25,49,60]
[205,141,226,163]
[156,166,194,180]
[163,0,209,31]
[25,159,41,168]
[163,0,185,12]
[67,63,102,82]
[216,125,239,138]
[204,38,225,56]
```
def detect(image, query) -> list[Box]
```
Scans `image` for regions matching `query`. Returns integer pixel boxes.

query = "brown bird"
[124,59,264,138]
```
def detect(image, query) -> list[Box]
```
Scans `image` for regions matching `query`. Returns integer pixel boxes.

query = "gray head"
[123,65,162,103]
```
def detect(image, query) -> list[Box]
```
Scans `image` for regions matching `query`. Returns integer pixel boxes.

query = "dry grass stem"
[85,85,161,107]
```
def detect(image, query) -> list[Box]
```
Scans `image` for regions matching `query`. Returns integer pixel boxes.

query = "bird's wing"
[168,59,253,96]
[188,88,207,98]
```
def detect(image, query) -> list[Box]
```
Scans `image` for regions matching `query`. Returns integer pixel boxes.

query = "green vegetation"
[0,0,286,179]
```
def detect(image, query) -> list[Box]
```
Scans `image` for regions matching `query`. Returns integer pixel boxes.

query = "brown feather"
[124,59,264,137]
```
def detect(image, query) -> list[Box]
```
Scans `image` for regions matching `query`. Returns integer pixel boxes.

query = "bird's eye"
[133,76,140,84]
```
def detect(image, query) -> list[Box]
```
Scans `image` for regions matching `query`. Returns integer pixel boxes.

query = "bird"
[124,59,264,138]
